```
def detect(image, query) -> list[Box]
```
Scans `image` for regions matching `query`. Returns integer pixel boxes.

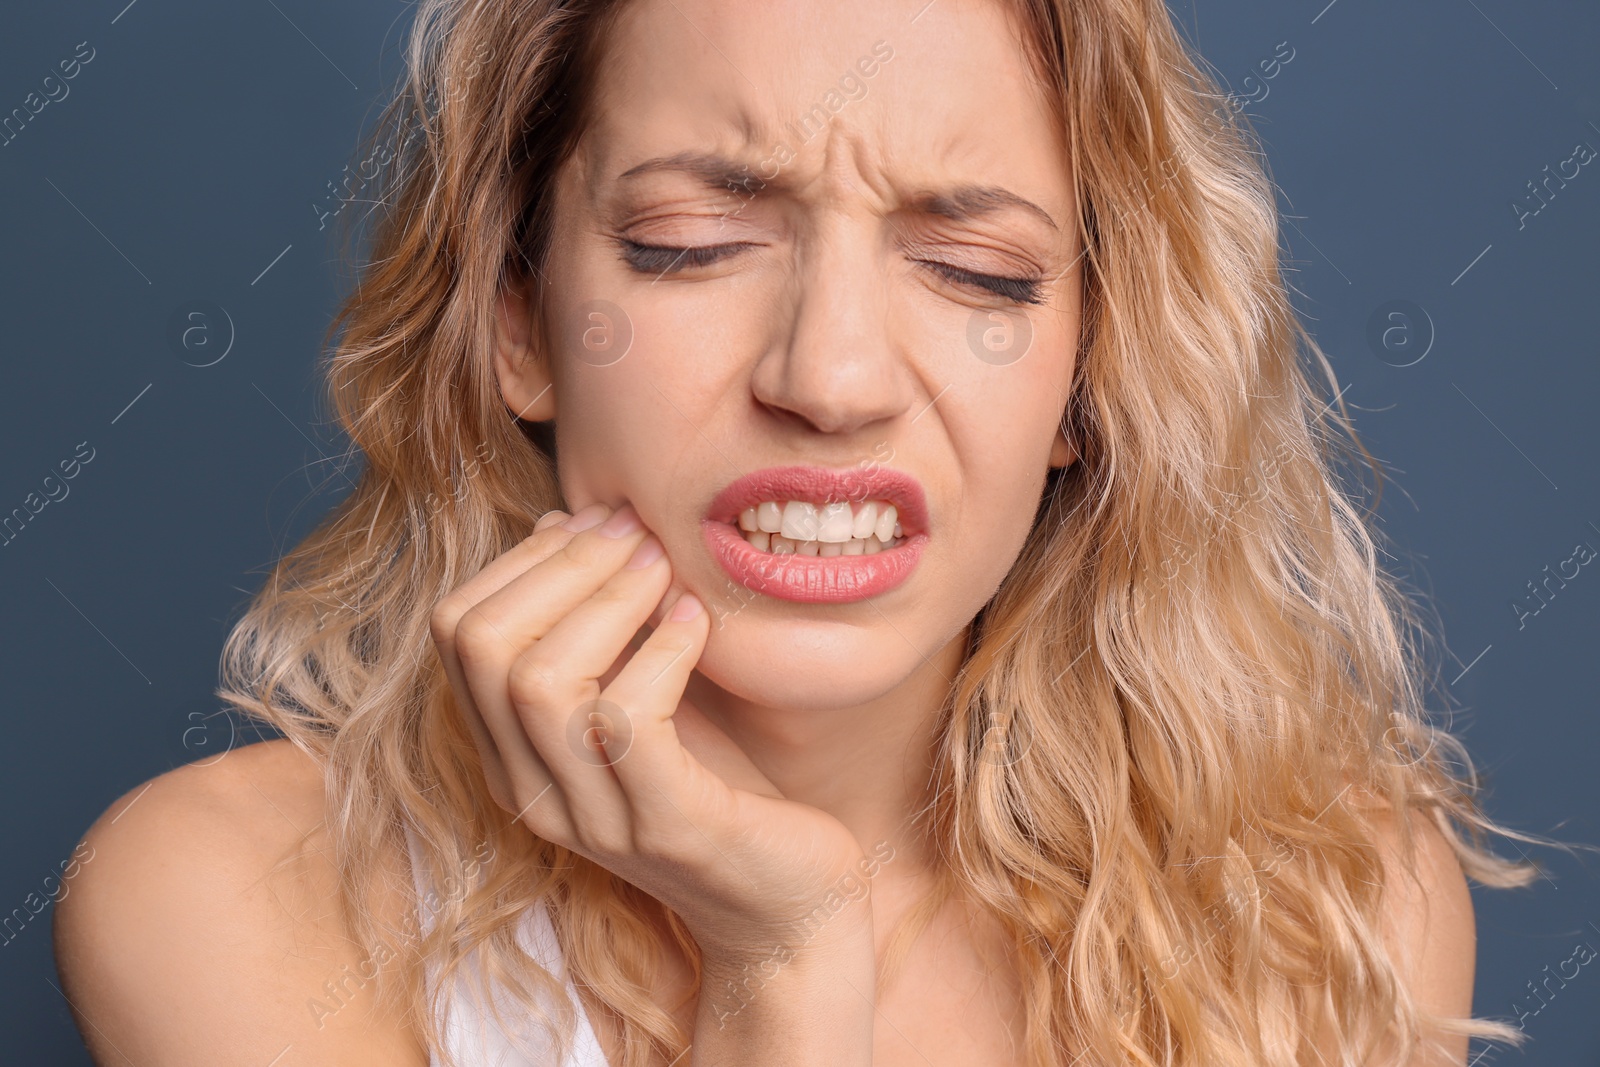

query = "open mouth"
[731,498,905,556]
[701,465,928,604]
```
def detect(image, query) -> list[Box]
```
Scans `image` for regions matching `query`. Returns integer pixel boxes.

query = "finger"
[448,508,652,751]
[447,507,653,841]
[431,611,525,815]
[451,506,653,683]
[441,502,604,618]
[514,534,673,698]
[439,647,575,839]
[598,590,720,835]
[642,574,691,631]
[441,682,515,808]
[504,533,675,843]
[428,504,603,672]
[427,506,611,837]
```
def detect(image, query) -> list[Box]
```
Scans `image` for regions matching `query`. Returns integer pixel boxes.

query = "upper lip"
[706,464,929,537]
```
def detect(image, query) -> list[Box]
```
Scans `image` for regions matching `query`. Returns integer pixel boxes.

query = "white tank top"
[403,822,610,1066]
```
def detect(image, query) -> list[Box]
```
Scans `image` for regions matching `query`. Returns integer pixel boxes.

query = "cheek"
[565,230,767,377]
[957,317,1074,446]
[944,331,1073,534]
[1003,315,1077,456]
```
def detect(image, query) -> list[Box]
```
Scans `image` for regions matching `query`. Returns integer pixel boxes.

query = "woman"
[53,0,1543,1064]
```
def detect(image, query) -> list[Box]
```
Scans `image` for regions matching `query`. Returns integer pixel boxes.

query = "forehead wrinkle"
[608,93,801,191]
[819,116,875,202]
[595,51,783,166]
[766,117,901,229]
[605,94,1064,242]
[787,100,1060,231]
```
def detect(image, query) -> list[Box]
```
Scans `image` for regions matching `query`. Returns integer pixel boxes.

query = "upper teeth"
[737,500,902,543]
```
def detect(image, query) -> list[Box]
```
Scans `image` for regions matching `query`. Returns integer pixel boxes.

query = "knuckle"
[428,595,466,648]
[650,627,699,656]
[515,801,560,841]
[591,575,644,610]
[486,779,516,814]
[506,649,557,706]
[571,821,625,858]
[635,633,696,674]
[626,815,679,855]
[504,780,554,827]
[556,531,607,569]
[453,607,512,665]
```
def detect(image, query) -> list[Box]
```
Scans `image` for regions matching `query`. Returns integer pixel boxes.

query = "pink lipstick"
[701,465,929,604]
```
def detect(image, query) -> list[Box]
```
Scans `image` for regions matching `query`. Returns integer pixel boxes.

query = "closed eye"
[614,239,1046,305]
[916,261,1045,305]
[615,239,753,276]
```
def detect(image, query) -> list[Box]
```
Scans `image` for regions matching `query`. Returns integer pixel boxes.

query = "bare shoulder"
[1355,800,1476,964]
[1356,799,1478,1065]
[53,738,427,1066]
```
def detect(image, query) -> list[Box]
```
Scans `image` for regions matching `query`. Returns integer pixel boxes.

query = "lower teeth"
[741,530,899,555]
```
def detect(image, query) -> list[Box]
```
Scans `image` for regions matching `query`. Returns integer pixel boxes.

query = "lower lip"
[701,520,928,604]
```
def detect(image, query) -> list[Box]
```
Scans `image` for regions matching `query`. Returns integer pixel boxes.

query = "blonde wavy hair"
[218,0,1551,1063]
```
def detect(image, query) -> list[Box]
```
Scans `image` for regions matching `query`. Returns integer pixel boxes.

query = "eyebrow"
[617,151,765,188]
[615,151,1060,231]
[909,186,1059,232]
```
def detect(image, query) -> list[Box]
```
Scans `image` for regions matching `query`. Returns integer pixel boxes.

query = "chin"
[694,616,922,712]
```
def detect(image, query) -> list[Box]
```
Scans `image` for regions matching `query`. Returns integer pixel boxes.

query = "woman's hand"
[427,502,876,969]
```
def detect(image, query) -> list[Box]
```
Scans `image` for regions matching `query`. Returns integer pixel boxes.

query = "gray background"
[1,1,1595,1062]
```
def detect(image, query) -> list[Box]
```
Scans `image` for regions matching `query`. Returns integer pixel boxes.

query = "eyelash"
[614,239,1046,306]
[617,240,751,274]
[922,262,1046,306]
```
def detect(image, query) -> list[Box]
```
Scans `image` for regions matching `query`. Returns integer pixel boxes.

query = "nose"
[748,212,916,437]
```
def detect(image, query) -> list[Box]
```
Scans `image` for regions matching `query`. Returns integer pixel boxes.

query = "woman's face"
[500,0,1083,711]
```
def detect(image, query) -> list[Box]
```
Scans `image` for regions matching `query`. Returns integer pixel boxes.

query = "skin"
[52,0,1478,1064]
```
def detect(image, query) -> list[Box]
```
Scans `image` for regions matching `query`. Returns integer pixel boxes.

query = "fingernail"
[561,503,608,532]
[668,592,703,621]
[625,534,664,570]
[599,504,642,538]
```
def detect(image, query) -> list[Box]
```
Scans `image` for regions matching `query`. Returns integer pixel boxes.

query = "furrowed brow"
[616,151,779,195]
[908,185,1059,232]
[615,153,1060,234]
